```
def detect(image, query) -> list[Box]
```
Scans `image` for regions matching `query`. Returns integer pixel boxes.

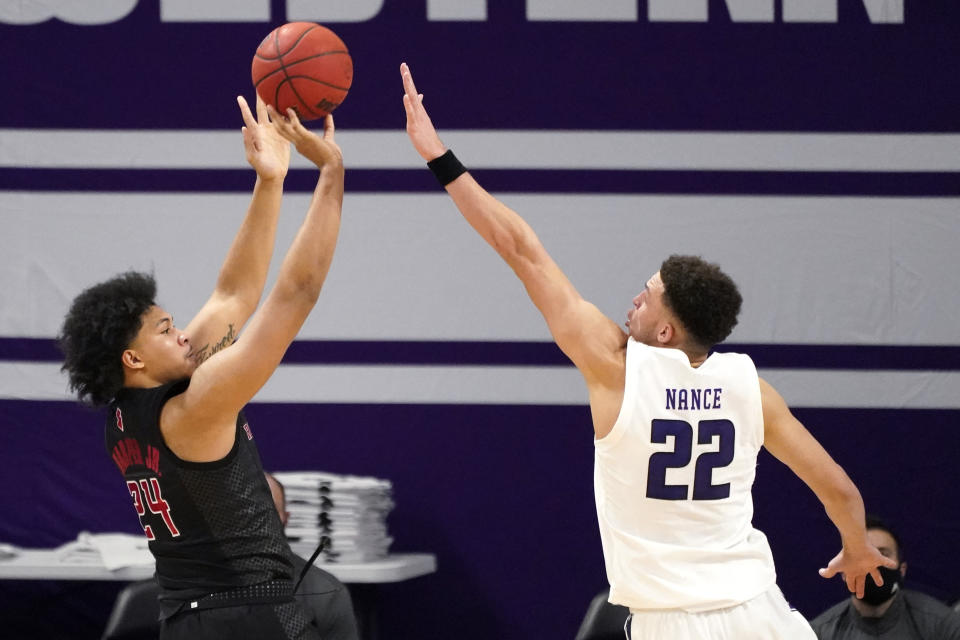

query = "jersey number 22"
[646,419,735,501]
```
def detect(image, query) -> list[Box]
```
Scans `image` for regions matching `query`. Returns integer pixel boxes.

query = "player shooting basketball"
[399,62,897,639]
[59,97,342,640]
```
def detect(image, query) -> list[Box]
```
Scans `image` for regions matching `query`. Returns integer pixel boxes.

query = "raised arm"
[183,96,291,365]
[401,63,626,398]
[760,377,898,597]
[162,110,344,462]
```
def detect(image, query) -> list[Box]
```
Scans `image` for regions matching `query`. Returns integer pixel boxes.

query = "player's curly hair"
[659,255,742,350]
[58,271,157,407]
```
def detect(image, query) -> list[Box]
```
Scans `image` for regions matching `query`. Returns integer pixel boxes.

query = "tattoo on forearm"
[192,324,237,365]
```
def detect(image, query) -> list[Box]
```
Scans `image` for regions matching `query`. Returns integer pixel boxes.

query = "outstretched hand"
[819,544,900,598]
[266,106,343,171]
[237,95,291,181]
[401,62,447,162]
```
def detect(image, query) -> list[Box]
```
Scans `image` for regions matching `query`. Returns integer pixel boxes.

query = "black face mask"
[857,566,903,606]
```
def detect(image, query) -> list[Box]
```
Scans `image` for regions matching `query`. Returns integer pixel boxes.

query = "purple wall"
[1,3,957,132]
[1,400,957,637]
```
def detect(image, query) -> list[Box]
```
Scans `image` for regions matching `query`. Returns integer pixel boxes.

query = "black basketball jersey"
[105,380,294,605]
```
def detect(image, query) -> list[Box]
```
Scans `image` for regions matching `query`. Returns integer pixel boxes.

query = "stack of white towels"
[273,471,395,563]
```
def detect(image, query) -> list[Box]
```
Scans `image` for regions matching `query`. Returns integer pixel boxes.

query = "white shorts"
[626,585,816,640]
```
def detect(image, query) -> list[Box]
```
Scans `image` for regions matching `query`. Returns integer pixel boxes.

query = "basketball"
[251,22,353,120]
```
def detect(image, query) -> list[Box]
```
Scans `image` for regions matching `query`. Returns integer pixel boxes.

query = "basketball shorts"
[625,585,816,640]
[160,600,322,640]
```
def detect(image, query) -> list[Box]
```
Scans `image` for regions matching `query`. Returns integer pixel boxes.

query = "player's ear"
[121,349,144,371]
[656,323,674,345]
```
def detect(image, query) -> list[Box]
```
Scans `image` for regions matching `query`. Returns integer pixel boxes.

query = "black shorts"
[160,600,321,640]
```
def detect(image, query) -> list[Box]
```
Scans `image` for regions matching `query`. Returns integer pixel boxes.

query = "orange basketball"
[251,22,353,120]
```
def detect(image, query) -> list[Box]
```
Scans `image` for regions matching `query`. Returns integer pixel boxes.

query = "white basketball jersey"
[594,339,777,612]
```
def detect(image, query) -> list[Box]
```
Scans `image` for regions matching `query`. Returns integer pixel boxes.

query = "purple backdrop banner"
[1,2,959,639]
[0,2,956,132]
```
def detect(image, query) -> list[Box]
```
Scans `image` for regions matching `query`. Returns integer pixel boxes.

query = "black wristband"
[427,150,467,186]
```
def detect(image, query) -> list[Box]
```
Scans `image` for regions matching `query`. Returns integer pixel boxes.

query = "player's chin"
[183,357,200,375]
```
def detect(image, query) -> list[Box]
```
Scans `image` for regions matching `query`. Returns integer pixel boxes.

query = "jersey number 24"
[127,478,181,539]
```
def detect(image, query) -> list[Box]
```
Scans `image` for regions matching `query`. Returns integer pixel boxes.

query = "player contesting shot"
[399,62,897,639]
[58,97,342,640]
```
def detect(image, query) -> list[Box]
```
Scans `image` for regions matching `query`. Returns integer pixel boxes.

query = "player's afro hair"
[58,271,157,407]
[659,255,742,350]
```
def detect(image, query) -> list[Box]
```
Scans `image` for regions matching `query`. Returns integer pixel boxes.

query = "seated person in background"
[265,472,360,640]
[811,515,960,639]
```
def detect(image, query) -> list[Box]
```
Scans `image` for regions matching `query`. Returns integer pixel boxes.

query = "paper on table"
[72,532,154,570]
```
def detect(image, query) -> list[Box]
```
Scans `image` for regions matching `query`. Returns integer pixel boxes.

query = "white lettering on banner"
[783,0,837,22]
[0,0,907,25]
[287,0,384,23]
[649,0,903,22]
[860,0,904,23]
[724,0,775,22]
[429,0,487,21]
[527,0,637,21]
[649,0,710,22]
[783,0,902,23]
[161,0,268,22]
[727,0,773,22]
[0,0,136,25]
